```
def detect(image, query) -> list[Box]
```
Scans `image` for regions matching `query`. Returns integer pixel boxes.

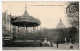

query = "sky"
[2,1,69,29]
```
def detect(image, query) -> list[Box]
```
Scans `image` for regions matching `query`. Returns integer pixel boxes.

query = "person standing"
[40,41,42,47]
[65,38,67,45]
[56,40,58,48]
[50,40,53,47]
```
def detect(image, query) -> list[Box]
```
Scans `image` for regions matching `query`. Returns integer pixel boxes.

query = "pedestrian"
[50,40,53,47]
[40,41,42,47]
[56,40,58,48]
[47,41,51,46]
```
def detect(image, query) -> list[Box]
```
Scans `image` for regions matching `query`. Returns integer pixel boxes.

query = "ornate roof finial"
[22,4,29,16]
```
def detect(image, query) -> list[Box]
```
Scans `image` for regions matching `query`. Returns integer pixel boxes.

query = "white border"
[1,0,80,1]
[0,0,2,51]
[0,0,80,51]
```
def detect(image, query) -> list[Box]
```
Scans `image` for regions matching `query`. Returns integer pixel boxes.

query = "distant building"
[56,18,66,29]
[2,11,11,34]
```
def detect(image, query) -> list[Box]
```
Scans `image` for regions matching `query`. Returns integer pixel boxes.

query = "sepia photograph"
[2,1,79,50]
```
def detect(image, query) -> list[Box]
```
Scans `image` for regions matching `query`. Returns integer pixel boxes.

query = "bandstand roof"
[11,5,41,27]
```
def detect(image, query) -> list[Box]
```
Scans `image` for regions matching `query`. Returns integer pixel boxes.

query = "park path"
[3,44,79,50]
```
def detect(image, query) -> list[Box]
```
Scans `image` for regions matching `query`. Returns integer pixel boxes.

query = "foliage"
[66,2,79,43]
[66,2,79,28]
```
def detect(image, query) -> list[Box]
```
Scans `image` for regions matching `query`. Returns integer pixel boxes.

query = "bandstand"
[11,5,41,40]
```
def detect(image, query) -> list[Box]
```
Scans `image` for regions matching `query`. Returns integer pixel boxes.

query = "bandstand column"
[15,26,16,37]
[36,26,38,40]
[37,26,38,31]
[26,27,27,39]
[18,26,19,39]
[33,27,35,40]
[39,26,41,41]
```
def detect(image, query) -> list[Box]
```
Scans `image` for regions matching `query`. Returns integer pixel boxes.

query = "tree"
[66,2,79,43]
[66,2,79,28]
